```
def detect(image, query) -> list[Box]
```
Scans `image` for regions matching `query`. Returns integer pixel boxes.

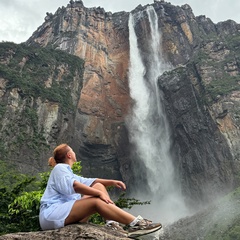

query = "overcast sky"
[0,0,240,44]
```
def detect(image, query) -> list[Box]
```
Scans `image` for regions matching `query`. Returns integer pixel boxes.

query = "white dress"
[39,163,96,230]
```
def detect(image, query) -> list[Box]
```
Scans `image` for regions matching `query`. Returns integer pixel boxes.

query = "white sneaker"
[127,216,162,238]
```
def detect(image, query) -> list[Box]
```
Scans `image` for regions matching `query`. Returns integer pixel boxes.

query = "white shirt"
[40,163,96,207]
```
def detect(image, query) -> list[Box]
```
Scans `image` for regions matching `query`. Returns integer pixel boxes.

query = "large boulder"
[0,223,129,240]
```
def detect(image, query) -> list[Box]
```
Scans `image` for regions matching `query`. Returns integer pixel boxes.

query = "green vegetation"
[193,49,210,64]
[0,103,6,119]
[205,75,240,102]
[0,103,48,160]
[0,160,37,234]
[0,160,149,235]
[0,42,84,113]
[0,41,85,162]
[189,33,240,105]
[225,34,240,53]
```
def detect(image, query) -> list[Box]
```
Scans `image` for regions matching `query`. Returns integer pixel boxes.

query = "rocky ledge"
[0,223,130,240]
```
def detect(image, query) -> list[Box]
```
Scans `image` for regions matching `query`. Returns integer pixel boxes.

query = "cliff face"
[1,0,240,207]
[0,43,84,172]
[27,1,131,179]
[159,66,235,204]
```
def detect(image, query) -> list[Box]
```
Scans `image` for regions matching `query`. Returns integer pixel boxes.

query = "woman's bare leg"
[64,197,135,226]
[82,182,110,199]
[79,182,111,223]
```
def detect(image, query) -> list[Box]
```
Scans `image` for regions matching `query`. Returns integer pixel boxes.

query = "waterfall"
[127,6,189,223]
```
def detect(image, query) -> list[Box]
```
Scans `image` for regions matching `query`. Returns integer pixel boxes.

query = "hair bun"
[48,157,57,167]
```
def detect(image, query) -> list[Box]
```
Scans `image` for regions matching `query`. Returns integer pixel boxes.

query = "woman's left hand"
[94,178,127,190]
[113,180,126,190]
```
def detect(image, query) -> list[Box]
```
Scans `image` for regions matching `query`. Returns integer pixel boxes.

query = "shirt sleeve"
[52,165,78,195]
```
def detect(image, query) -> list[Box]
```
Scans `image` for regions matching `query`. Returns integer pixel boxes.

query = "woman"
[39,143,162,238]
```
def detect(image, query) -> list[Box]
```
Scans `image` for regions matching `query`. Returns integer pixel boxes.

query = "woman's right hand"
[98,192,113,204]
[73,181,114,204]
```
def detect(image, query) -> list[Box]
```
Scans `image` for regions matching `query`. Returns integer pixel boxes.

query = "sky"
[0,0,240,44]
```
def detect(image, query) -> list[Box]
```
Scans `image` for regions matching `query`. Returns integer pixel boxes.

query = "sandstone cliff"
[27,0,131,180]
[1,0,240,211]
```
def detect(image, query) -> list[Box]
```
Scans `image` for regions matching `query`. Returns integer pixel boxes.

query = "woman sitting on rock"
[39,143,162,238]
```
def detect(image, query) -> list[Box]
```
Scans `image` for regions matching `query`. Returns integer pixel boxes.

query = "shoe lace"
[136,218,152,226]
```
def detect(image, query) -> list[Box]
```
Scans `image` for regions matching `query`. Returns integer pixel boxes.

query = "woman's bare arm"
[93,179,126,190]
[73,180,113,204]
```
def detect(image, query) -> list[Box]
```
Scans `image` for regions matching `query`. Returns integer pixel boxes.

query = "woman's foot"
[127,216,162,238]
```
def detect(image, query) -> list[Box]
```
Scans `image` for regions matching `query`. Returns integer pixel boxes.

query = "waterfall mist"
[126,6,189,224]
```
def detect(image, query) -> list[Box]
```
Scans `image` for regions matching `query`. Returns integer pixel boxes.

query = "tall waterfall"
[127,6,189,223]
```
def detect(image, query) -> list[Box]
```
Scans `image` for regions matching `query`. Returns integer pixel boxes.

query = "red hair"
[48,144,70,167]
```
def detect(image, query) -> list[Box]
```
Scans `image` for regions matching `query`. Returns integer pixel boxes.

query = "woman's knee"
[92,182,106,190]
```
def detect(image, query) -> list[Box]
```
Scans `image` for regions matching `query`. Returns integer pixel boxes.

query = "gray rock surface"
[0,223,130,240]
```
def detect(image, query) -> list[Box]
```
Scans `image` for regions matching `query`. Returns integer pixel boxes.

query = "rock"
[0,223,130,240]
[158,65,235,206]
